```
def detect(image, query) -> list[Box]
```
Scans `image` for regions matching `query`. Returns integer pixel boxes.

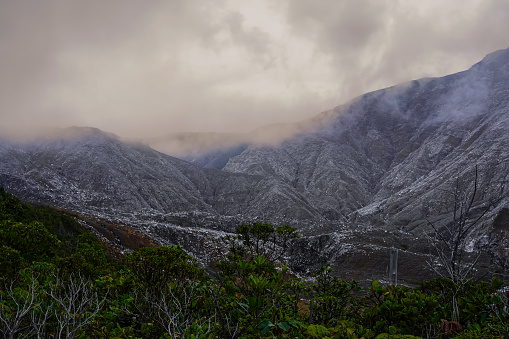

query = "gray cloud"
[224,11,275,68]
[286,0,509,102]
[287,0,387,51]
[0,0,508,146]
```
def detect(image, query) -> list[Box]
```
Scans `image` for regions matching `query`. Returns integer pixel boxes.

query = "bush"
[0,220,60,263]
[360,280,441,337]
[418,277,506,327]
[0,245,23,278]
[125,245,204,289]
[308,265,361,326]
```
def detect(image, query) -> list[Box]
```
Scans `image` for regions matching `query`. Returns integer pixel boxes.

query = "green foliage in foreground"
[1,188,508,338]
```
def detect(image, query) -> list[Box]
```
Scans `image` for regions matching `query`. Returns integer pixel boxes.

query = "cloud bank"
[0,0,508,140]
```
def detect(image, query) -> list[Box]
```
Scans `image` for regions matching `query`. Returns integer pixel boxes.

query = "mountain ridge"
[1,47,509,281]
[223,47,509,228]
[0,128,323,223]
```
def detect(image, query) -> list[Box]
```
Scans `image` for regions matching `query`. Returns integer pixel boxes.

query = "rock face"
[1,48,509,282]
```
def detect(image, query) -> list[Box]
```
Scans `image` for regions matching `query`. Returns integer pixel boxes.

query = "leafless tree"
[46,272,107,339]
[425,167,503,321]
[426,168,501,282]
[0,273,40,339]
[151,281,214,339]
[30,301,53,339]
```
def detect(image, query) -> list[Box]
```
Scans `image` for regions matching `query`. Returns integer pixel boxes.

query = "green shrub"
[308,265,361,326]
[332,320,376,339]
[125,245,204,289]
[451,322,509,339]
[0,220,60,263]
[374,334,421,339]
[0,245,23,278]
[305,324,332,338]
[360,280,441,336]
[418,277,506,327]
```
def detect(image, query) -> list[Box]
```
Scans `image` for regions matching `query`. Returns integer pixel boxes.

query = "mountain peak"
[52,126,119,141]
[0,126,121,145]
[470,46,509,71]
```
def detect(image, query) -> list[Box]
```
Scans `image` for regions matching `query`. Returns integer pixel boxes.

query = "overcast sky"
[1,0,508,139]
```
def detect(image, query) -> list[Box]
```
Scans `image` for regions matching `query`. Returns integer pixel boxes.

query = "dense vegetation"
[1,188,508,338]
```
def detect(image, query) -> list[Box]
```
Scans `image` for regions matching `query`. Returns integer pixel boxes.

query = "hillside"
[0,127,319,222]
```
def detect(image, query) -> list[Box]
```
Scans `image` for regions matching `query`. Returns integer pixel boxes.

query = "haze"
[1,0,508,144]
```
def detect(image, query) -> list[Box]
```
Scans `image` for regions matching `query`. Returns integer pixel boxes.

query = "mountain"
[1,48,509,282]
[0,127,321,223]
[223,47,509,230]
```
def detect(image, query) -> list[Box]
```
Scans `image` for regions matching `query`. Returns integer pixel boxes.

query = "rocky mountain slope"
[224,47,509,232]
[0,127,321,223]
[1,48,509,282]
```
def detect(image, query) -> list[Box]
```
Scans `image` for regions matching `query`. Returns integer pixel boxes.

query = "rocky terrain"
[2,47,509,283]
[0,127,321,222]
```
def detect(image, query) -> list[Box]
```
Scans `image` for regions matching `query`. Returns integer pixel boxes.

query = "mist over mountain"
[145,111,337,169]
[0,126,322,223]
[224,47,509,230]
[1,47,509,282]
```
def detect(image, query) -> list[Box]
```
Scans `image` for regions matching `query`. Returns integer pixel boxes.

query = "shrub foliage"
[1,188,508,338]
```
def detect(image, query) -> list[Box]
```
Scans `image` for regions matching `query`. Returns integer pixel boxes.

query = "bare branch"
[0,273,40,339]
[47,272,107,339]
